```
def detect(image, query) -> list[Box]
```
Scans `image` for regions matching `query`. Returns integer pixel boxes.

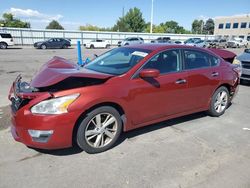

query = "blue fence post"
[77,40,83,66]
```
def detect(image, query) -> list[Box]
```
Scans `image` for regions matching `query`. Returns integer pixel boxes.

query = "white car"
[118,37,144,47]
[227,38,248,48]
[84,39,110,49]
[0,33,14,49]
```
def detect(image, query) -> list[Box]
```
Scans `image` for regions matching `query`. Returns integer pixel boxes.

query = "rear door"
[182,49,221,110]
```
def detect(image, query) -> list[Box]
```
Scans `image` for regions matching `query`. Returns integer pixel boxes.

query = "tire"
[90,45,94,49]
[62,44,68,49]
[106,44,110,49]
[76,106,122,154]
[41,44,47,49]
[0,42,7,49]
[124,43,129,46]
[207,86,229,117]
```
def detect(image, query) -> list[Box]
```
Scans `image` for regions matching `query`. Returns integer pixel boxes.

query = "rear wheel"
[0,42,7,49]
[90,45,94,49]
[207,86,229,117]
[106,44,110,49]
[76,106,122,153]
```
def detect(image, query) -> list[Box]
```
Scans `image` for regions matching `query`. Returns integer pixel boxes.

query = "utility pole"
[150,0,154,33]
[122,7,125,18]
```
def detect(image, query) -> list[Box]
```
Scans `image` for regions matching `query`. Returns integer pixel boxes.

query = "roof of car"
[124,43,196,51]
[124,43,236,59]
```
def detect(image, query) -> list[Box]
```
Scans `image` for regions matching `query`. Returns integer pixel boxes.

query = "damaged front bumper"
[8,75,80,149]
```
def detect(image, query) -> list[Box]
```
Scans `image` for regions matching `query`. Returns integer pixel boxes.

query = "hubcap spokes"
[85,113,118,148]
[214,91,228,113]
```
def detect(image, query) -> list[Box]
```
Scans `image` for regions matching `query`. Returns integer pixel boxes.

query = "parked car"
[118,37,144,47]
[209,39,227,48]
[227,38,248,48]
[9,44,240,153]
[190,40,207,48]
[173,40,183,44]
[151,37,171,43]
[234,48,250,82]
[84,39,110,49]
[34,38,71,49]
[184,38,201,45]
[0,33,14,49]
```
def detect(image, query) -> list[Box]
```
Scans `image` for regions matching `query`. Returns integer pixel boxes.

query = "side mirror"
[139,69,160,78]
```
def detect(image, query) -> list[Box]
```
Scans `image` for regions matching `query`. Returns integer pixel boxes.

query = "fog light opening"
[28,130,54,143]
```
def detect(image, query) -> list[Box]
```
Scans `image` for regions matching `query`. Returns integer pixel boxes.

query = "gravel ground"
[0,46,249,188]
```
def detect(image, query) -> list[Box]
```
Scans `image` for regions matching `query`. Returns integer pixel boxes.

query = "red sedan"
[9,44,240,153]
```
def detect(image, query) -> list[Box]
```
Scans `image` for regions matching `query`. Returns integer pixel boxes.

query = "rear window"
[0,33,12,38]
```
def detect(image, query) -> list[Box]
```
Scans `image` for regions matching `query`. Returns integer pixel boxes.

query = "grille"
[242,74,250,79]
[242,61,250,69]
[11,97,31,113]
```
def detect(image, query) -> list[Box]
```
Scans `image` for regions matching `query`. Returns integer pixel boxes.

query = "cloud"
[197,15,209,21]
[7,7,63,21]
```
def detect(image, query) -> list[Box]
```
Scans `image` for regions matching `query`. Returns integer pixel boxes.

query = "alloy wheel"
[214,91,228,113]
[84,113,118,148]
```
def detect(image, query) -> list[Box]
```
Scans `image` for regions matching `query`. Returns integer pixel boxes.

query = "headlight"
[232,58,242,76]
[233,58,241,65]
[31,94,79,114]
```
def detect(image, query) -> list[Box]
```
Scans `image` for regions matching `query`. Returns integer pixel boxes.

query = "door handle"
[211,72,219,77]
[175,79,187,84]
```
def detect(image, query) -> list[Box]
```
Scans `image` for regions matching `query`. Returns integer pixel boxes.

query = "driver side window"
[143,49,181,74]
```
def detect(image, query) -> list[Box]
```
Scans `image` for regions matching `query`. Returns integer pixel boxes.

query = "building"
[214,14,250,41]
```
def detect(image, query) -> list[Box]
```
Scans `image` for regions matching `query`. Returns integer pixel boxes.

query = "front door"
[128,49,190,125]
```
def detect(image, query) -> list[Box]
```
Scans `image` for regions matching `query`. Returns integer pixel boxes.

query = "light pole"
[150,0,154,33]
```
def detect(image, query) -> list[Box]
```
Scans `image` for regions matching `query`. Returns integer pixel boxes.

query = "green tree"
[204,18,214,34]
[46,20,64,30]
[192,19,204,34]
[79,24,112,31]
[80,24,100,31]
[0,13,30,28]
[113,17,130,32]
[113,7,145,32]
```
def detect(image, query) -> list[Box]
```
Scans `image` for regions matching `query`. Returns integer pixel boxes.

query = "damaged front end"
[9,57,113,112]
[8,75,46,113]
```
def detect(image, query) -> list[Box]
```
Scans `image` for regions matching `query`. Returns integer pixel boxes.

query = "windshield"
[85,47,151,75]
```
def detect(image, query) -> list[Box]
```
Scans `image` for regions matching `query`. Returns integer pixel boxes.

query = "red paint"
[9,44,239,149]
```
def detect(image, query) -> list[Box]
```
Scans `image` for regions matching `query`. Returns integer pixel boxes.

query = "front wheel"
[207,86,229,117]
[76,106,122,153]
[62,44,68,49]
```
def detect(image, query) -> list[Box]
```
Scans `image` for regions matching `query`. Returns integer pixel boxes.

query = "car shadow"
[34,112,207,156]
[5,47,23,50]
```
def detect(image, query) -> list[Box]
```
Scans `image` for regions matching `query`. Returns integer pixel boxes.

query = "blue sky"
[0,0,249,30]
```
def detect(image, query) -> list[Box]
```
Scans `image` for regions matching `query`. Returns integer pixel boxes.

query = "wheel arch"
[72,102,126,146]
[207,83,233,109]
[0,41,8,48]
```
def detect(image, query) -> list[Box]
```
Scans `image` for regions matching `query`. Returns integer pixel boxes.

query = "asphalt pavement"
[0,46,249,188]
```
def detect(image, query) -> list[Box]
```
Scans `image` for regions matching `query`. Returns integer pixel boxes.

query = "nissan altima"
[9,44,240,153]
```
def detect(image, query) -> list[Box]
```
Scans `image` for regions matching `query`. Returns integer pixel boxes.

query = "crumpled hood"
[30,56,113,88]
